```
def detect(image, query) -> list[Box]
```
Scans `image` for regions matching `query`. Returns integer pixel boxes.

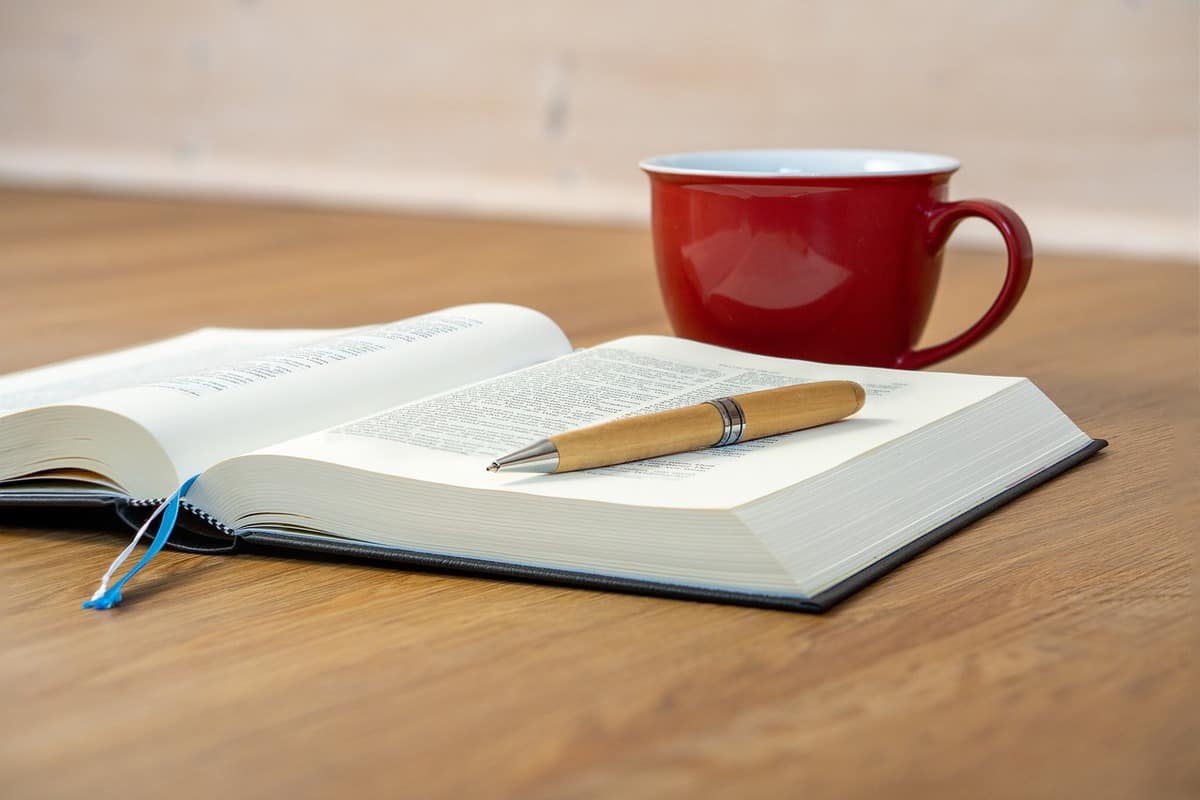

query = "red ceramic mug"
[641,149,1032,368]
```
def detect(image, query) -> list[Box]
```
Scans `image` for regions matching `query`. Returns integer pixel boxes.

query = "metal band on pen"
[705,396,746,447]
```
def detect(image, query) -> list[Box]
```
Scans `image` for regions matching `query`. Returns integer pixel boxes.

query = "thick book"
[0,304,1105,611]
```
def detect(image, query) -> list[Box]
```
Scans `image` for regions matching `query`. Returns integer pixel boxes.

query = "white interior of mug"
[640,149,960,178]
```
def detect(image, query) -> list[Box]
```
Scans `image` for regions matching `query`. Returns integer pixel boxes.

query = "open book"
[0,304,1104,611]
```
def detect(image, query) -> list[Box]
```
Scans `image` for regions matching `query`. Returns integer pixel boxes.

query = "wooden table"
[1,188,1195,799]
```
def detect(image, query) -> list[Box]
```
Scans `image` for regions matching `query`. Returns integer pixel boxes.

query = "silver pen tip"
[486,439,560,474]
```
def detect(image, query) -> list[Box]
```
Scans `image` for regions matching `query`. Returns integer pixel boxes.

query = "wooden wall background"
[0,1,1196,259]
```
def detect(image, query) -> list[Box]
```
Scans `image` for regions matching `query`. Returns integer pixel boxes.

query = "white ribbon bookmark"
[82,475,199,610]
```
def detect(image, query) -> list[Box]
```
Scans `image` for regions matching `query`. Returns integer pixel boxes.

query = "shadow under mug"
[641,149,1032,369]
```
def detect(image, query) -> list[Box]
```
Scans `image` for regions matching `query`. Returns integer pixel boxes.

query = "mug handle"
[895,199,1033,370]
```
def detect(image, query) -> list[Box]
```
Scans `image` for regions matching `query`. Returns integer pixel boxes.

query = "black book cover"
[0,439,1106,612]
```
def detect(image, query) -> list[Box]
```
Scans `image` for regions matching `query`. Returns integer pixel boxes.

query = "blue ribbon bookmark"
[82,474,200,610]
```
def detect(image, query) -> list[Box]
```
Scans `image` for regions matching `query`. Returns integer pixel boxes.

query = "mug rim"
[640,148,961,179]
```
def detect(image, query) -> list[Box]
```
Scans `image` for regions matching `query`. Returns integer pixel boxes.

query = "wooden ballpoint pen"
[487,380,866,474]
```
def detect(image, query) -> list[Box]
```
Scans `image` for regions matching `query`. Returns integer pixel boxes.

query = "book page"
[0,328,338,416]
[249,335,1021,509]
[64,304,571,483]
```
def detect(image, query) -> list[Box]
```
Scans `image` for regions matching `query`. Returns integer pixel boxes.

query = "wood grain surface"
[0,188,1195,800]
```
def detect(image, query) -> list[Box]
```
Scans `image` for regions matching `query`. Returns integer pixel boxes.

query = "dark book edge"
[0,491,238,554]
[0,438,1107,612]
[808,437,1108,610]
[236,438,1108,613]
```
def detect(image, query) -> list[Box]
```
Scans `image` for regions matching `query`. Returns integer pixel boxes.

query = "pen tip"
[486,462,499,472]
